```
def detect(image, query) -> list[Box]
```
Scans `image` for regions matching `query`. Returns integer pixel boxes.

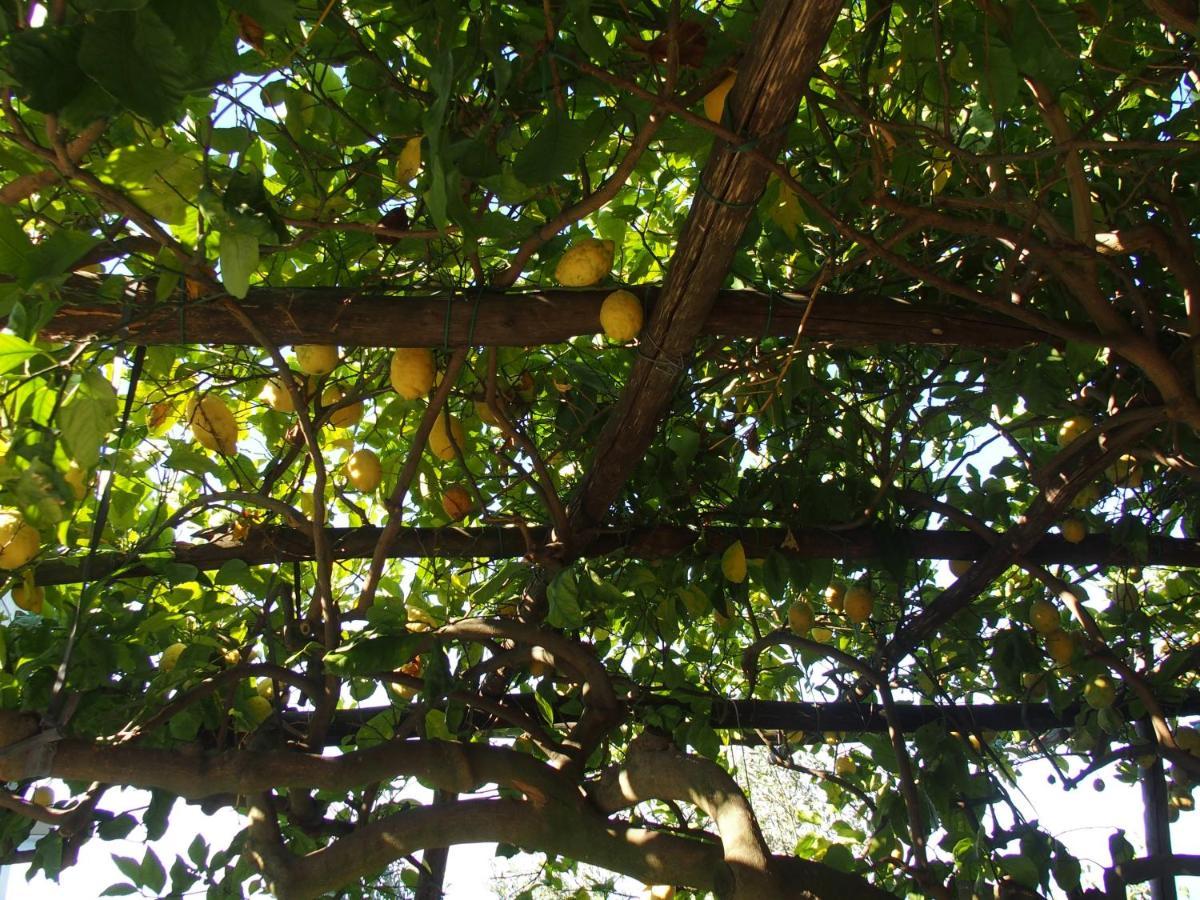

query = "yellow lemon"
[787,600,814,636]
[1057,416,1091,448]
[843,586,874,624]
[12,583,44,614]
[441,485,474,521]
[721,540,747,583]
[949,559,972,577]
[294,344,339,376]
[599,289,643,341]
[260,374,302,412]
[321,386,363,428]
[554,238,614,287]
[64,462,89,501]
[255,678,275,700]
[1045,630,1075,665]
[395,136,422,183]
[824,581,846,612]
[474,398,503,427]
[161,642,187,672]
[390,348,436,400]
[810,626,833,642]
[833,755,856,776]
[427,413,465,461]
[1106,454,1144,487]
[244,695,273,726]
[704,72,736,123]
[1084,674,1116,710]
[1028,599,1060,635]
[0,511,39,570]
[1061,518,1086,544]
[1070,482,1102,510]
[187,394,238,455]
[344,449,382,491]
[30,786,54,807]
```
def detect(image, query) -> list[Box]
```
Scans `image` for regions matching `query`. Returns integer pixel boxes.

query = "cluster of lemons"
[717,539,875,638]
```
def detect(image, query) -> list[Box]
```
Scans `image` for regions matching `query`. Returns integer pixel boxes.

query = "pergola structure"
[2,1,1200,898]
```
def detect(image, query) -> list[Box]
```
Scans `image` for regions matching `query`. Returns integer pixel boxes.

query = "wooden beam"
[29,523,1200,585]
[38,285,1047,349]
[299,693,1200,740]
[570,0,845,530]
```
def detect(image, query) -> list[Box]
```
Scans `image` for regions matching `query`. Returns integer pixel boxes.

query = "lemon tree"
[0,2,1199,899]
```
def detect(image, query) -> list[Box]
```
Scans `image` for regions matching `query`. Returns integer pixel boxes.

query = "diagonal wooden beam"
[35,285,1048,349]
[569,0,845,531]
[29,523,1198,585]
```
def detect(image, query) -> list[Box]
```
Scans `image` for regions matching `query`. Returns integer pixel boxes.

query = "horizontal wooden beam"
[30,523,1199,585]
[39,284,1049,349]
[301,692,1200,739]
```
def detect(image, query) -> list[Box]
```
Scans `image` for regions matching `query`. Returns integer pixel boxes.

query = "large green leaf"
[77,9,191,123]
[92,144,203,225]
[58,370,118,468]
[1,25,85,113]
[0,333,42,375]
[218,230,258,299]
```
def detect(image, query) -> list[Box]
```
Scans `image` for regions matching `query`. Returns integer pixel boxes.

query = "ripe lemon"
[30,786,54,807]
[949,559,972,577]
[810,625,833,642]
[344,449,382,491]
[1028,599,1060,634]
[833,755,856,776]
[0,511,39,570]
[721,540,747,583]
[824,581,846,612]
[554,238,614,287]
[12,583,44,614]
[161,642,186,672]
[704,72,736,122]
[441,485,474,521]
[1045,630,1075,665]
[787,600,814,635]
[1057,416,1091,448]
[1060,518,1086,543]
[599,289,643,341]
[427,412,466,461]
[395,135,422,183]
[1084,674,1116,709]
[843,586,874,624]
[321,386,363,428]
[474,398,503,426]
[244,695,273,726]
[64,462,89,501]
[1070,482,1102,510]
[187,394,238,455]
[260,374,302,412]
[391,348,435,400]
[1106,454,1144,487]
[294,344,339,376]
[255,677,275,700]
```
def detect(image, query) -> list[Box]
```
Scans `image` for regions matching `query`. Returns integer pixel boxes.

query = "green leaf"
[112,855,143,886]
[140,847,167,894]
[79,1,151,9]
[78,9,191,123]
[98,814,139,841]
[512,109,598,186]
[58,370,118,468]
[99,885,139,897]
[219,231,259,299]
[93,144,203,225]
[1,26,86,113]
[0,333,42,375]
[144,789,175,842]
[0,207,34,277]
[227,0,297,32]
[23,229,101,283]
[546,569,584,628]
